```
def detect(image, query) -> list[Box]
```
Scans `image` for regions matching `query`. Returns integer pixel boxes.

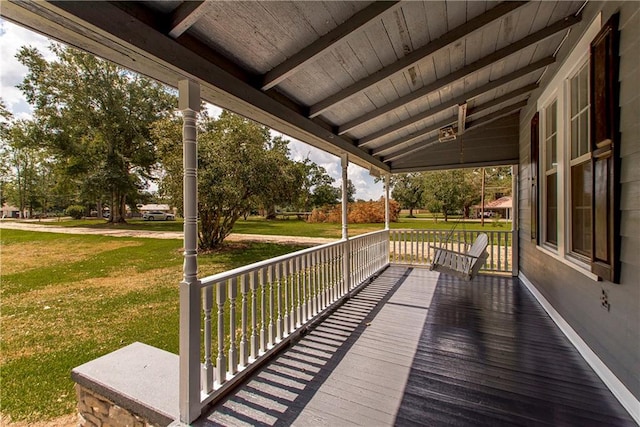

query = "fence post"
[178,79,201,424]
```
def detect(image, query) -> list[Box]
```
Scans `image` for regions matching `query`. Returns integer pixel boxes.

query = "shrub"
[65,205,86,220]
[307,199,400,223]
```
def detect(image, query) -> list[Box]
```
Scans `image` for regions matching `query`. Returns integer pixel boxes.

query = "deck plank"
[199,267,635,426]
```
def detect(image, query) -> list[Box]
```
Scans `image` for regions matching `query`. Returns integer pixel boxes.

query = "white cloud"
[287,136,383,201]
[0,19,54,118]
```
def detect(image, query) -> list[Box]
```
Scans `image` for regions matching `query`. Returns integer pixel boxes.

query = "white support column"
[384,173,391,230]
[341,154,349,240]
[178,79,202,424]
[341,154,351,293]
[511,165,519,277]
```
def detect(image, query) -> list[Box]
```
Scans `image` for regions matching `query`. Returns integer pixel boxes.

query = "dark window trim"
[590,12,621,283]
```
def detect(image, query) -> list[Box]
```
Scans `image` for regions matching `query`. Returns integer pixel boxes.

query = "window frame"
[566,57,592,262]
[534,13,602,280]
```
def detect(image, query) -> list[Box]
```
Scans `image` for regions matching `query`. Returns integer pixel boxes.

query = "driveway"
[0,220,335,246]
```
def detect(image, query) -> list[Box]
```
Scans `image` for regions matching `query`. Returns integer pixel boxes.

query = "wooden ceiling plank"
[308,1,527,118]
[373,84,534,157]
[467,82,537,115]
[261,1,400,91]
[340,12,579,134]
[168,1,208,38]
[371,115,457,156]
[42,0,389,172]
[356,56,552,147]
[382,99,528,163]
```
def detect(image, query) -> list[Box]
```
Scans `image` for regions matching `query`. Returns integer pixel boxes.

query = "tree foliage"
[422,169,478,221]
[154,111,304,250]
[16,44,176,222]
[390,173,424,217]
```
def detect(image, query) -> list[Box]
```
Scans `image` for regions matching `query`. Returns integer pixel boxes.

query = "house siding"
[518,0,640,402]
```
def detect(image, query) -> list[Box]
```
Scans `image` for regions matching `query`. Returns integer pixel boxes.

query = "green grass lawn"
[42,215,511,237]
[0,229,305,423]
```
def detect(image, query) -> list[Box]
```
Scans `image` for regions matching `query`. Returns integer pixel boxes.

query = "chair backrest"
[468,233,489,257]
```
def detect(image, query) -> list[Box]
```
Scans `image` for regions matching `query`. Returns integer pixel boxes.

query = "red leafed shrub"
[307,199,400,223]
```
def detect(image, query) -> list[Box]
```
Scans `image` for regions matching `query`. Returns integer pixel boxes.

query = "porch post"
[341,154,351,293]
[178,79,202,423]
[384,173,390,230]
[511,165,519,277]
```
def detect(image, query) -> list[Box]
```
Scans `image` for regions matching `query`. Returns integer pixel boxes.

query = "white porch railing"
[187,229,389,417]
[389,229,513,274]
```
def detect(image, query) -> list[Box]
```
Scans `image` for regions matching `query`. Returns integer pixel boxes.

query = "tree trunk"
[265,205,276,220]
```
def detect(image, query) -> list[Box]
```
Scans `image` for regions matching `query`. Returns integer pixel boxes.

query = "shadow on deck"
[197,266,634,426]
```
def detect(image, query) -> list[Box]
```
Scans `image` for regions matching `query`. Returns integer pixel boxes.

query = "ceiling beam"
[168,1,208,38]
[463,99,529,129]
[356,58,551,147]
[371,84,535,156]
[340,13,579,134]
[382,100,528,163]
[466,83,538,115]
[371,116,457,156]
[261,1,399,91]
[40,1,389,172]
[308,1,527,118]
[457,103,467,136]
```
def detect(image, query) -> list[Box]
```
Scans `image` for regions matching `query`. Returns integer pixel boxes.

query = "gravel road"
[0,220,335,246]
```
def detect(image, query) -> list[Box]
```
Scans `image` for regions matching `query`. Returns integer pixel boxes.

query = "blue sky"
[0,18,383,201]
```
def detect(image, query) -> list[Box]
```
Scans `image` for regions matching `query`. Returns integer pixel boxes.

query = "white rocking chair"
[429,233,489,281]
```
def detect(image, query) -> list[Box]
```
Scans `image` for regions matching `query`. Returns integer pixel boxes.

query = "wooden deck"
[199,266,635,426]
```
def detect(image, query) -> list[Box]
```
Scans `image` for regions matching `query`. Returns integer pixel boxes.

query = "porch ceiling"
[1,1,584,173]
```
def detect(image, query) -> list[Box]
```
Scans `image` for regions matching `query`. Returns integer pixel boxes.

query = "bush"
[65,205,85,220]
[307,199,400,224]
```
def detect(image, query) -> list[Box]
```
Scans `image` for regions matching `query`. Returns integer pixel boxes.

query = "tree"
[17,44,176,222]
[390,173,424,217]
[154,111,304,250]
[0,99,13,206]
[3,120,47,217]
[422,169,476,221]
[343,179,356,203]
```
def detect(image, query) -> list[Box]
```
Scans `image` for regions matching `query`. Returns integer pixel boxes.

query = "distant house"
[473,196,512,220]
[1,204,21,219]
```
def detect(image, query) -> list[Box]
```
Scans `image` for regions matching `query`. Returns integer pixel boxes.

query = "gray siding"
[517,1,640,401]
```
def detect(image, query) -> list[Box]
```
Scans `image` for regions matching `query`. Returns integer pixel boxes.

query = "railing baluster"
[283,261,289,337]
[294,257,300,329]
[505,232,510,272]
[268,265,275,346]
[239,275,249,367]
[215,282,226,386]
[312,251,318,316]
[259,269,266,352]
[250,271,258,360]
[203,286,213,393]
[302,254,309,321]
[497,232,502,271]
[276,263,283,341]
[228,278,238,375]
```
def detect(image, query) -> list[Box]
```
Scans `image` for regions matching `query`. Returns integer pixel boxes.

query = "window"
[533,12,620,282]
[568,61,591,258]
[542,100,558,247]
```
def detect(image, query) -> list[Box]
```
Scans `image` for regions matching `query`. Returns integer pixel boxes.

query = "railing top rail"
[348,229,388,240]
[391,228,510,233]
[200,238,343,287]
